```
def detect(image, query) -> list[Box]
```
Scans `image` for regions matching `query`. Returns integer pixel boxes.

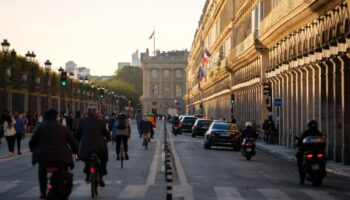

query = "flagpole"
[153,28,156,56]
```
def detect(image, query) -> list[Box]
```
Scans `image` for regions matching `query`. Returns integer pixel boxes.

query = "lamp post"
[25,51,36,113]
[69,71,74,112]
[58,67,66,115]
[91,82,95,106]
[1,39,11,111]
[44,60,51,110]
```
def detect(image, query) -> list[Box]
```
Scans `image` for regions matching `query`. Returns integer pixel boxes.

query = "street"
[0,121,350,200]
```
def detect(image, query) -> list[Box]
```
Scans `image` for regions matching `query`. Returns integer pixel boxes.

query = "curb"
[0,149,30,161]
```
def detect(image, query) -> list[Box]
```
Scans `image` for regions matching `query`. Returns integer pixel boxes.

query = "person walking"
[3,113,16,156]
[29,109,78,199]
[76,106,110,186]
[112,113,131,160]
[135,109,143,138]
[14,112,25,155]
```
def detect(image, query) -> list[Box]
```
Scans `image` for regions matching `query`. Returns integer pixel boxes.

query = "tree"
[114,66,142,96]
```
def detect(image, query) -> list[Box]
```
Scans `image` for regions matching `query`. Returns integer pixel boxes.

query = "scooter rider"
[296,120,323,184]
[241,122,256,140]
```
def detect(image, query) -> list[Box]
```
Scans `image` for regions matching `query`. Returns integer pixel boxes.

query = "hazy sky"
[0,0,205,76]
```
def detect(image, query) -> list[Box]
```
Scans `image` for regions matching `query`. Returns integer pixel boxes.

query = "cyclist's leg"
[123,135,129,160]
[84,160,91,182]
[38,163,48,198]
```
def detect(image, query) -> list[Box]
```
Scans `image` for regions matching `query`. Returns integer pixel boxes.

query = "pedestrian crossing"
[0,180,349,199]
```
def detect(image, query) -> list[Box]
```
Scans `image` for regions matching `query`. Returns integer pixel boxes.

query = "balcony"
[233,31,258,58]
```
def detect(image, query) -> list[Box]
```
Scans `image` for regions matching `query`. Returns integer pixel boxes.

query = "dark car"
[192,119,212,137]
[204,122,241,150]
[180,116,197,133]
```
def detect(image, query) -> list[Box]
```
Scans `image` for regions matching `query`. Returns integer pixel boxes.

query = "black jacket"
[297,128,323,147]
[241,126,256,139]
[29,121,79,164]
[77,116,111,161]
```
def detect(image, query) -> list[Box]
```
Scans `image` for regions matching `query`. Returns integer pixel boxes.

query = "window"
[163,69,170,78]
[163,84,170,97]
[175,84,182,97]
[175,70,182,78]
[151,84,158,96]
[151,69,158,78]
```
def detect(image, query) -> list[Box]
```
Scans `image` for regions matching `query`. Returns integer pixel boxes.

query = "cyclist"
[146,112,156,138]
[112,113,131,160]
[77,106,110,187]
[29,109,78,199]
[135,109,143,138]
[140,116,153,145]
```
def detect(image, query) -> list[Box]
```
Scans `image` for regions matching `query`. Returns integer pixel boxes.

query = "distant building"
[140,49,188,116]
[77,67,90,79]
[65,61,77,79]
[118,62,131,70]
[131,50,141,66]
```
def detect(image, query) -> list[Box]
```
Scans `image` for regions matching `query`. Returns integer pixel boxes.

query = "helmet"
[308,120,318,129]
[245,122,252,127]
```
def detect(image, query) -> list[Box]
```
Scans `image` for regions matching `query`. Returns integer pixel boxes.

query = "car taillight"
[306,154,313,159]
[317,154,324,158]
[48,184,53,190]
[90,167,95,173]
[245,143,252,146]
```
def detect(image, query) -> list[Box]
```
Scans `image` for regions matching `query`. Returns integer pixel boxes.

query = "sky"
[0,0,205,76]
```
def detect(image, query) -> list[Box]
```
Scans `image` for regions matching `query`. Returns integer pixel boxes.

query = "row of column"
[268,53,350,164]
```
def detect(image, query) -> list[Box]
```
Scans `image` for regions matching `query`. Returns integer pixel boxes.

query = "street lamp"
[69,71,74,112]
[1,39,11,111]
[44,60,51,110]
[25,51,36,112]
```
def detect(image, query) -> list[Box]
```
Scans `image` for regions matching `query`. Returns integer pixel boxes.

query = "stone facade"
[140,50,188,116]
[186,0,350,164]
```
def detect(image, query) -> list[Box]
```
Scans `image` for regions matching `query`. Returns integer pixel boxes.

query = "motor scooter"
[241,138,256,160]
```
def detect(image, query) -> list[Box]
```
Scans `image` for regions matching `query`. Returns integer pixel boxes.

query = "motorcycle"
[172,123,181,136]
[241,138,256,160]
[296,136,327,186]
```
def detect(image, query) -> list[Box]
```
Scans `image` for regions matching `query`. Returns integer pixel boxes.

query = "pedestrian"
[14,112,25,155]
[0,110,6,149]
[135,109,143,138]
[3,113,16,156]
[113,113,131,160]
[72,110,82,140]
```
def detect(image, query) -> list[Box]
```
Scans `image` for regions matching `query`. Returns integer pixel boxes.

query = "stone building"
[186,0,350,164]
[140,49,188,116]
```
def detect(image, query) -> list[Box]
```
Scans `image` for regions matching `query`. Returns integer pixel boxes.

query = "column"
[342,53,350,164]
[171,69,175,98]
[159,68,162,98]
[333,57,343,163]
[325,59,335,161]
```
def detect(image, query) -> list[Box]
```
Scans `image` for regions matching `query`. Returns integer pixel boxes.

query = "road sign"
[274,98,282,107]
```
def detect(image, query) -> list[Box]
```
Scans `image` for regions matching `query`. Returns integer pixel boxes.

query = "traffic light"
[60,71,67,87]
[230,94,235,105]
[263,82,272,96]
[99,89,105,100]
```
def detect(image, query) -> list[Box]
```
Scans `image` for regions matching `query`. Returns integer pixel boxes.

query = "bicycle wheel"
[95,168,99,196]
[144,136,148,149]
[91,171,95,198]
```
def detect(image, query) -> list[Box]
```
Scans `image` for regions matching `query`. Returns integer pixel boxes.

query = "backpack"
[49,171,73,198]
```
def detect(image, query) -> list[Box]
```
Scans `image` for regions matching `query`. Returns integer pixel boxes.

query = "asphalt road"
[0,120,349,200]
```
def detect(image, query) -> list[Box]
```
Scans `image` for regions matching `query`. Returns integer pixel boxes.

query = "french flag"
[202,48,211,64]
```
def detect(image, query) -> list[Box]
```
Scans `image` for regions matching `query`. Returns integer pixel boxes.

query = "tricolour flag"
[202,48,211,64]
[149,30,155,40]
[197,66,206,81]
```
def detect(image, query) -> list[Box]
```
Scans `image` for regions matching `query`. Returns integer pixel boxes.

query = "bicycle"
[89,154,100,198]
[143,131,151,149]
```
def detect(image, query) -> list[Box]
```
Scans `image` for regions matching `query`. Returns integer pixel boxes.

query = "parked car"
[192,119,212,137]
[180,116,197,133]
[204,122,241,150]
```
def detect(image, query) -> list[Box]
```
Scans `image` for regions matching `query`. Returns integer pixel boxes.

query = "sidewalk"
[0,134,31,160]
[256,141,350,179]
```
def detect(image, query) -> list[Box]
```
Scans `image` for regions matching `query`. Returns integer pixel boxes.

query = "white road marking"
[257,188,292,200]
[0,181,18,194]
[302,189,337,200]
[146,132,161,185]
[118,184,148,199]
[173,185,194,200]
[17,186,40,198]
[214,186,244,200]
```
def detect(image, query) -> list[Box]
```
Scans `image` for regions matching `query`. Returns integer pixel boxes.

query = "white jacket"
[3,119,16,136]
